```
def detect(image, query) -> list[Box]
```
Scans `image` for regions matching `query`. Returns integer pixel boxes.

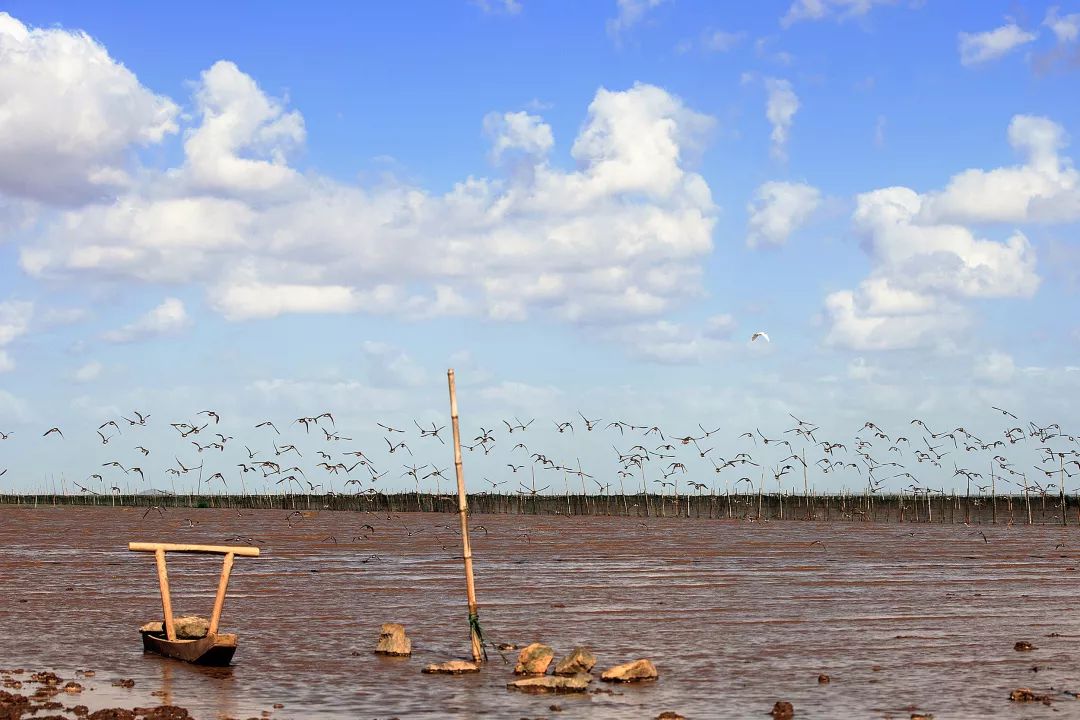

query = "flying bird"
[751,331,770,343]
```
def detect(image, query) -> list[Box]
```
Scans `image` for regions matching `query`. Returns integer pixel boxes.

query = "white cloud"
[958,22,1037,66]
[974,351,1016,383]
[23,72,718,328]
[102,298,190,342]
[0,301,31,372]
[0,12,178,204]
[605,314,737,364]
[764,78,799,160]
[483,110,554,162]
[824,287,967,351]
[780,0,899,28]
[854,187,1040,300]
[917,115,1080,224]
[73,361,102,383]
[0,300,32,346]
[746,181,821,248]
[607,0,668,41]
[181,60,305,196]
[1044,7,1080,44]
[822,116,1067,352]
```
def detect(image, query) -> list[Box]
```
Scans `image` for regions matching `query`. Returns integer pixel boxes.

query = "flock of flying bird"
[1,402,1079,505]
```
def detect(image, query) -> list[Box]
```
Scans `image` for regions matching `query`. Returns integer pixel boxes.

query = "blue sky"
[1,1,1078,496]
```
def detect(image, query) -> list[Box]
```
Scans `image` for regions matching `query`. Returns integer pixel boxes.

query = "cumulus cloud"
[822,116,1066,352]
[918,115,1080,224]
[181,60,305,196]
[483,110,554,162]
[746,181,821,248]
[958,22,1037,66]
[23,71,718,329]
[0,12,178,204]
[780,0,899,28]
[0,350,12,373]
[764,78,799,160]
[824,286,967,351]
[102,298,190,342]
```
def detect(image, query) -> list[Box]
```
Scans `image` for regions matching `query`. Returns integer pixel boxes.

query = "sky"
[0,0,1078,497]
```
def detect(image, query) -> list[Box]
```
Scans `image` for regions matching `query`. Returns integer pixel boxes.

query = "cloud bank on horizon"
[0,1,1077,493]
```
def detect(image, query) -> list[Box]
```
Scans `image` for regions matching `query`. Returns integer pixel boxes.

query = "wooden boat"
[139,623,238,666]
[128,542,260,666]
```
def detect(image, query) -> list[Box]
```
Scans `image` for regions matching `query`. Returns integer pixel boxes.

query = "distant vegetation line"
[0,491,1073,525]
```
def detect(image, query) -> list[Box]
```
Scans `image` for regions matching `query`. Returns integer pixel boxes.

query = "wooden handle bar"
[129,542,260,557]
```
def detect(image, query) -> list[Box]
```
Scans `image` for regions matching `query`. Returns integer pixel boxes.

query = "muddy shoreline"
[2,506,1079,718]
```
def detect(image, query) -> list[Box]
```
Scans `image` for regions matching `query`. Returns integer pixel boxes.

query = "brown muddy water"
[1,506,1078,719]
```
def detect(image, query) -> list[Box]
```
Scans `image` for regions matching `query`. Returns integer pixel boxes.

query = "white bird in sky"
[751,331,770,343]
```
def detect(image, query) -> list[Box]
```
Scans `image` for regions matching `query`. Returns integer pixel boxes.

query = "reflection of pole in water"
[159,661,172,707]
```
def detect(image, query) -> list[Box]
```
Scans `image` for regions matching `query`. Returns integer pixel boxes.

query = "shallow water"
[1,506,1078,718]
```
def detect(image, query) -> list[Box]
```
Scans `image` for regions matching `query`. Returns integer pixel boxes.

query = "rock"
[514,643,555,675]
[770,701,794,719]
[554,647,596,676]
[63,682,83,693]
[506,675,591,693]
[141,618,209,640]
[600,659,658,683]
[817,674,830,684]
[421,661,480,675]
[911,714,934,720]
[496,643,518,651]
[1008,688,1051,704]
[374,623,412,656]
[657,713,686,719]
[1014,641,1035,652]
[173,616,209,640]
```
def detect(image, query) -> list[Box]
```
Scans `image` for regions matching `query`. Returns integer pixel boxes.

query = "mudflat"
[0,506,1076,718]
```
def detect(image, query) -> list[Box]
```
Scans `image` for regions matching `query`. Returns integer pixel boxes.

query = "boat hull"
[140,627,238,666]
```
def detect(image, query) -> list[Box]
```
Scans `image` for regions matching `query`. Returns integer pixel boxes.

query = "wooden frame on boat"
[129,542,260,666]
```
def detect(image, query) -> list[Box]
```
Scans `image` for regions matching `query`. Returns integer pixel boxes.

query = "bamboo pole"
[207,552,235,636]
[990,461,997,524]
[1060,456,1067,527]
[448,369,483,663]
[154,549,176,641]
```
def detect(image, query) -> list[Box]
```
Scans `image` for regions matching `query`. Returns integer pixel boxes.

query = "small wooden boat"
[128,542,260,666]
[139,623,238,666]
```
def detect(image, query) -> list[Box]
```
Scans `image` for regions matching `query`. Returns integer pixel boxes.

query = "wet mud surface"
[1,506,1079,718]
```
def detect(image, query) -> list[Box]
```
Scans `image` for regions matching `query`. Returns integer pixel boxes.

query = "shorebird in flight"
[751,331,770,343]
